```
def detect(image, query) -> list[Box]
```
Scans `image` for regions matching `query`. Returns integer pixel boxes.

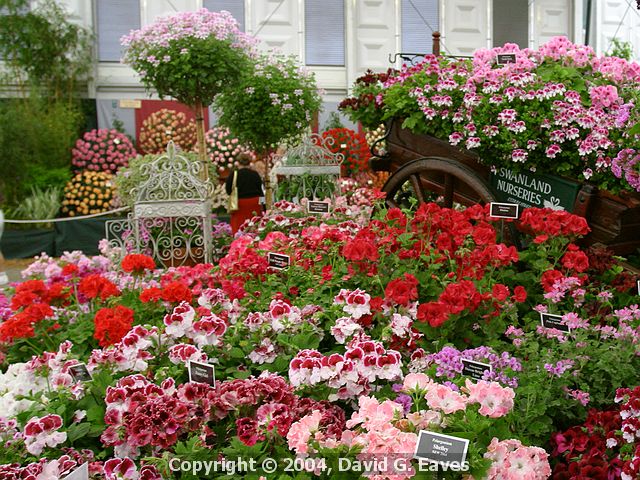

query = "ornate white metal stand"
[272,134,343,203]
[106,142,214,267]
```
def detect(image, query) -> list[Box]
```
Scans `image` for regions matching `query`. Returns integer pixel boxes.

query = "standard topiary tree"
[215,54,322,206]
[121,9,256,181]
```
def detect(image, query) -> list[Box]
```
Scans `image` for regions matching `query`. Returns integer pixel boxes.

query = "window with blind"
[203,0,245,31]
[401,0,439,54]
[493,0,528,48]
[97,0,141,62]
[305,0,345,66]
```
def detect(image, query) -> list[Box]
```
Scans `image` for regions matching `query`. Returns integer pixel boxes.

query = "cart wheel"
[382,157,521,247]
[383,157,497,209]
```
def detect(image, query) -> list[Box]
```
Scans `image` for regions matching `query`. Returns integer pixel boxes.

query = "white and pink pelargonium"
[333,288,371,319]
[23,414,67,455]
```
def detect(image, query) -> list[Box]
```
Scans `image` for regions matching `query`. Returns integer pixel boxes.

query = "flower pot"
[159,247,205,268]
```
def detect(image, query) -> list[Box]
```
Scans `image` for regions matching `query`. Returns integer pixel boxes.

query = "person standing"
[225,153,264,233]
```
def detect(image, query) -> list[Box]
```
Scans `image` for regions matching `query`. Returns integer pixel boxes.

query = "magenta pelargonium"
[72,129,136,173]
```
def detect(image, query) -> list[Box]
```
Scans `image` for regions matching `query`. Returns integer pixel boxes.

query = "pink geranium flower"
[464,379,515,418]
[425,383,467,414]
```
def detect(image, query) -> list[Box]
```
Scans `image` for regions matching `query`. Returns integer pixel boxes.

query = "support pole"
[194,100,209,184]
[264,150,273,209]
[432,31,441,56]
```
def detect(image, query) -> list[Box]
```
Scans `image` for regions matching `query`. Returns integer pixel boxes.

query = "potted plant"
[121,9,256,181]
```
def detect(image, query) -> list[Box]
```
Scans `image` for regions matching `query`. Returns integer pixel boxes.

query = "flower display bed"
[0,184,639,479]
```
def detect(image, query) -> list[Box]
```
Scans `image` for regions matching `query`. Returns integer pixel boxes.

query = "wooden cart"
[372,118,640,254]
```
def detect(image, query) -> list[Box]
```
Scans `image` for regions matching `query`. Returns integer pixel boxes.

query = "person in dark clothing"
[225,153,264,233]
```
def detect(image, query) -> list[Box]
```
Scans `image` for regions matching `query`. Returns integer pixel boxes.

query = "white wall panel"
[533,0,572,47]
[353,0,398,75]
[595,0,640,59]
[142,0,199,26]
[248,0,301,57]
[442,0,489,56]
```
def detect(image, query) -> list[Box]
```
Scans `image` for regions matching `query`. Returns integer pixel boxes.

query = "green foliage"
[609,38,634,61]
[276,173,337,202]
[0,97,80,205]
[216,54,322,154]
[0,0,93,99]
[9,186,62,227]
[322,112,345,131]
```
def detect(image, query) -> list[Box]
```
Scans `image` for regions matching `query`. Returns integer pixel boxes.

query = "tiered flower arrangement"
[321,127,371,177]
[202,126,256,174]
[138,108,197,154]
[71,129,137,173]
[1,189,639,478]
[60,171,115,217]
[343,37,640,193]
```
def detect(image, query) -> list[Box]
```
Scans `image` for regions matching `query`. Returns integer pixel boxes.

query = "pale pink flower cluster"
[121,9,257,66]
[163,301,227,347]
[464,379,515,418]
[483,437,551,479]
[543,275,583,304]
[21,251,112,282]
[289,336,402,399]
[203,126,255,172]
[26,341,85,394]
[23,414,67,455]
[402,373,515,418]
[286,410,322,455]
[287,396,417,479]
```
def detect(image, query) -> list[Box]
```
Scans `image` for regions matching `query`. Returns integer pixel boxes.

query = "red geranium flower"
[384,273,419,306]
[160,281,192,304]
[140,287,163,303]
[561,246,590,273]
[78,274,120,301]
[121,254,156,274]
[416,301,449,327]
[94,305,134,347]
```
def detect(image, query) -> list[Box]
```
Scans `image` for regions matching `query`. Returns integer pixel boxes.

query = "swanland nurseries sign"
[490,168,580,212]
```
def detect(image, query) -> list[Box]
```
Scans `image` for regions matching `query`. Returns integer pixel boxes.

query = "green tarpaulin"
[1,218,115,259]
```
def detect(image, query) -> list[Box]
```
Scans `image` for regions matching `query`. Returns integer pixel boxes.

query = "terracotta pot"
[160,248,204,268]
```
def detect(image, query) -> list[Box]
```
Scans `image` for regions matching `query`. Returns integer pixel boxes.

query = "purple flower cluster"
[421,346,522,388]
[544,359,575,378]
[611,149,640,191]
